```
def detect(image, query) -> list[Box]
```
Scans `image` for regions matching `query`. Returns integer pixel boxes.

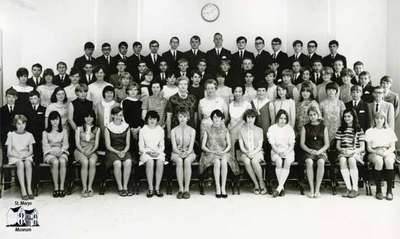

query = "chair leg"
[199,172,205,195]
[0,167,3,198]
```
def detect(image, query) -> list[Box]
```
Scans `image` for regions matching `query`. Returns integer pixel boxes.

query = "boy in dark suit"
[184,35,206,70]
[306,40,322,68]
[292,60,303,85]
[73,42,96,73]
[127,41,144,75]
[311,59,323,85]
[219,58,238,88]
[133,61,148,83]
[345,85,370,132]
[271,37,289,75]
[80,62,96,85]
[322,40,347,68]
[352,61,364,85]
[253,36,272,84]
[231,36,254,74]
[206,33,231,74]
[145,40,162,74]
[27,63,43,88]
[162,37,183,74]
[359,71,374,103]
[95,43,113,76]
[332,59,345,86]
[176,58,190,78]
[155,59,170,85]
[112,41,129,73]
[289,40,309,67]
[53,62,70,88]
[197,58,212,85]
[109,59,127,87]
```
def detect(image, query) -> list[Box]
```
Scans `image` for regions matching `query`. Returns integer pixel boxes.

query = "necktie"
[138,54,141,61]
[273,53,276,59]
[88,75,91,83]
[36,78,40,86]
[239,51,243,59]
[9,105,13,113]
[375,103,379,112]
[354,101,357,107]
[153,54,156,64]
[61,75,64,82]
[123,55,126,60]
[161,73,165,81]
[107,56,110,64]
[216,49,220,56]
[193,50,196,56]
[309,54,312,60]
[173,51,176,61]
[295,54,298,60]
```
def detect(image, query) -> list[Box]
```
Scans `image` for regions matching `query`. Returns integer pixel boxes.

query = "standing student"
[368,86,395,129]
[269,83,296,127]
[54,62,70,88]
[300,106,330,198]
[339,68,353,104]
[184,35,206,70]
[64,68,81,102]
[155,60,170,86]
[162,37,184,74]
[281,69,300,102]
[145,40,162,74]
[111,41,129,74]
[322,40,347,68]
[43,111,69,198]
[200,109,232,198]
[345,85,370,133]
[104,106,133,197]
[317,66,335,102]
[267,110,296,197]
[365,112,397,200]
[289,40,309,67]
[13,67,34,111]
[127,41,145,75]
[74,110,100,197]
[37,68,58,107]
[142,81,168,127]
[295,83,320,135]
[306,40,322,68]
[73,42,96,73]
[197,58,212,83]
[291,60,303,85]
[175,58,190,78]
[231,36,254,74]
[335,109,365,198]
[134,61,148,84]
[381,76,400,118]
[27,63,43,88]
[243,71,257,102]
[206,33,231,74]
[45,87,69,129]
[239,109,266,194]
[109,59,128,88]
[95,86,119,145]
[121,83,143,140]
[359,71,374,103]
[270,38,289,75]
[68,84,93,131]
[139,111,166,198]
[215,71,233,104]
[95,42,114,76]
[311,59,323,85]
[332,59,344,86]
[170,109,196,199]
[140,69,154,98]
[253,36,272,84]
[352,61,364,85]
[160,75,178,100]
[188,70,205,101]
[6,115,35,200]
[115,72,132,103]
[87,66,112,106]
[80,62,96,85]
[296,68,317,98]
[264,69,277,101]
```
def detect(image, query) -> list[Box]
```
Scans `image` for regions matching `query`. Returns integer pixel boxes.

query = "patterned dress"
[295,99,320,135]
[319,98,345,142]
[198,96,226,139]
[165,93,197,129]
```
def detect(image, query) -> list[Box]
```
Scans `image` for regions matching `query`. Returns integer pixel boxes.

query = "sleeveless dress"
[304,121,327,161]
[170,126,196,162]
[105,123,132,168]
[74,126,99,162]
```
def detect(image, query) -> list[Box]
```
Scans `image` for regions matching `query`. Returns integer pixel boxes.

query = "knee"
[89,158,97,167]
[113,160,122,169]
[384,155,395,169]
[339,157,347,169]
[175,158,183,167]
[124,159,132,168]
[305,158,313,168]
[156,159,164,167]
[146,159,154,168]
[374,157,384,169]
[348,158,357,169]
[24,160,32,167]
[241,156,251,166]
[317,159,325,167]
[51,158,59,167]
[80,159,89,168]
[184,156,194,167]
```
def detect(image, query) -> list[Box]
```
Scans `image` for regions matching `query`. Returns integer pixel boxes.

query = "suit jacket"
[332,72,343,86]
[198,71,214,86]
[368,101,395,129]
[271,51,290,75]
[162,50,184,73]
[351,76,361,85]
[53,74,70,88]
[361,84,374,103]
[27,77,43,89]
[111,54,129,74]
[127,54,145,75]
[184,49,207,70]
[310,71,323,85]
[95,55,114,76]
[175,71,192,79]
[144,53,163,74]
[0,105,21,145]
[308,53,323,66]
[73,55,96,72]
[345,100,370,132]
[231,50,255,73]
[80,73,96,85]
[154,71,172,86]
[253,50,272,84]
[25,105,46,140]
[292,72,303,85]
[133,72,145,84]
[289,53,309,68]
[221,70,239,88]
[322,53,347,68]
[206,48,232,74]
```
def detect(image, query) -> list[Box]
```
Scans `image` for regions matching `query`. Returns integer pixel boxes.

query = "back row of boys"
[26,33,347,89]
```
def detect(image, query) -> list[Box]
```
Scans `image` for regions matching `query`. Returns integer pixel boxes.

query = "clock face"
[201,3,220,22]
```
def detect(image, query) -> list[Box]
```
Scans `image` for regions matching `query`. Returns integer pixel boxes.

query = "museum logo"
[6,201,39,232]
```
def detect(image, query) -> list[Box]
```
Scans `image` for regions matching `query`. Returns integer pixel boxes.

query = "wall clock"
[201,3,220,22]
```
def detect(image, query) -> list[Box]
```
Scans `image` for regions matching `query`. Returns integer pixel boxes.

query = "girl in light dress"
[269,83,296,127]
[37,68,58,107]
[161,74,179,100]
[87,66,112,105]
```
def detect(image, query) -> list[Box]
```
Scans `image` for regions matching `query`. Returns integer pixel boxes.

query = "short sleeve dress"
[5,131,35,164]
[74,126,99,162]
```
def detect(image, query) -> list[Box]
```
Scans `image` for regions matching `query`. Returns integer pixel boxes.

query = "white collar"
[102,100,116,107]
[273,50,281,55]
[119,53,126,58]
[125,96,139,101]
[107,121,129,134]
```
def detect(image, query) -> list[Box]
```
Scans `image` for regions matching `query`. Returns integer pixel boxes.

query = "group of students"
[1,34,398,201]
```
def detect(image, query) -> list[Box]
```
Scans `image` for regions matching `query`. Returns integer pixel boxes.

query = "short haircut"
[373,85,384,92]
[213,32,222,38]
[341,68,353,78]
[198,58,207,65]
[329,40,339,47]
[94,65,107,74]
[133,41,142,48]
[176,108,190,119]
[353,61,364,68]
[380,75,392,84]
[321,66,333,75]
[292,40,303,47]
[150,80,162,89]
[350,84,363,92]
[170,36,179,43]
[275,109,289,124]
[358,71,370,78]
[145,110,160,122]
[307,105,320,117]
[312,58,323,65]
[215,71,226,78]
[276,83,291,99]
[70,68,81,76]
[118,41,128,49]
[13,114,28,127]
[334,59,344,65]
[191,69,202,77]
[32,63,42,70]
[56,61,67,68]
[43,68,55,78]
[102,42,111,48]
[16,67,29,78]
[232,85,246,95]
[264,69,276,77]
[177,58,188,64]
[84,42,95,50]
[307,40,318,47]
[110,106,123,116]
[325,82,339,93]
[255,36,264,44]
[102,85,115,98]
[271,37,282,44]
[75,83,89,93]
[6,87,18,96]
[210,109,224,120]
[126,82,140,95]
[244,70,254,77]
[281,69,293,78]
[149,40,159,47]
[205,78,218,88]
[46,111,63,133]
[255,81,267,90]
[50,87,68,103]
[29,90,40,98]
[243,109,258,121]
[236,36,247,43]
[190,35,201,42]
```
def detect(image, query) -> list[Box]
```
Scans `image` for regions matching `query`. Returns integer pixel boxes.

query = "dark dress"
[304,121,327,160]
[121,98,143,128]
[165,93,197,129]
[71,99,94,127]
[105,127,132,168]
[189,85,205,102]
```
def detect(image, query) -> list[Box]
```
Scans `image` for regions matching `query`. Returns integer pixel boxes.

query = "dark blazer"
[292,72,303,85]
[73,55,96,72]
[221,70,239,88]
[310,71,323,85]
[289,53,309,68]
[345,100,370,132]
[308,53,323,66]
[154,71,173,86]
[80,73,96,85]
[253,50,272,84]
[184,49,206,70]
[0,105,21,145]
[206,48,232,74]
[332,72,343,86]
[53,74,70,88]
[361,83,374,103]
[162,50,184,73]
[25,105,46,141]
[27,77,43,89]
[198,71,214,86]
[111,54,129,74]
[95,55,114,76]
[133,72,145,84]
[144,53,163,74]
[175,71,192,79]
[127,54,145,75]
[271,51,290,74]
[231,50,255,73]
[322,53,347,68]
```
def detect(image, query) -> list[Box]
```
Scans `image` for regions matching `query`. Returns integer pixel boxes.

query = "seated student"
[80,62,96,85]
[161,74,179,100]
[142,81,167,128]
[335,109,365,198]
[339,68,353,104]
[322,40,347,68]
[215,71,233,104]
[74,110,100,197]
[267,109,296,197]
[281,69,300,102]
[13,67,34,111]
[351,61,364,85]
[73,42,96,73]
[176,58,190,78]
[145,40,162,74]
[253,36,272,83]
[239,109,266,194]
[296,68,317,98]
[127,41,145,75]
[171,109,196,199]
[6,115,35,200]
[200,109,232,198]
[139,111,166,197]
[111,41,129,74]
[87,66,112,106]
[95,86,119,139]
[269,83,296,127]
[289,40,309,67]
[311,59,324,85]
[42,111,69,198]
[332,59,345,86]
[359,71,374,103]
[365,111,397,200]
[268,59,281,84]
[114,72,133,103]
[64,68,81,102]
[134,60,148,83]
[104,106,133,197]
[155,59,170,86]
[37,68,58,107]
[162,36,184,74]
[68,84,93,132]
[188,70,205,101]
[270,37,289,76]
[317,66,336,102]
[95,42,114,76]
[231,36,254,74]
[295,83,320,135]
[264,69,277,101]
[243,71,257,102]
[381,75,399,118]
[140,69,153,98]
[291,60,303,85]
[345,85,370,133]
[109,59,128,88]
[184,35,206,71]
[319,82,345,143]
[27,63,43,89]
[122,83,143,140]
[206,33,232,75]
[306,40,322,68]
[53,62,70,88]
[369,86,395,129]
[300,106,330,198]
[45,87,69,129]
[219,58,237,88]
[251,82,272,143]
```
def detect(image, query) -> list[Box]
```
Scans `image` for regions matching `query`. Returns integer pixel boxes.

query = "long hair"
[82,110,97,133]
[299,82,315,102]
[339,108,361,133]
[46,111,63,133]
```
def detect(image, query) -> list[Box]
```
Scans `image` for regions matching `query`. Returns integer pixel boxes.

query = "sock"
[384,169,394,194]
[349,169,359,191]
[277,169,289,191]
[340,169,351,190]
[374,170,383,193]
